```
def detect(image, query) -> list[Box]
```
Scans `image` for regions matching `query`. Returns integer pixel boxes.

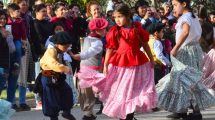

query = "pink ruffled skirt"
[201,48,215,89]
[77,62,157,119]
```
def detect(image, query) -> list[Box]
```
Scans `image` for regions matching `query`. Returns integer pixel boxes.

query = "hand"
[144,11,150,20]
[150,59,155,68]
[71,54,80,61]
[64,66,72,75]
[170,48,177,57]
[103,64,108,76]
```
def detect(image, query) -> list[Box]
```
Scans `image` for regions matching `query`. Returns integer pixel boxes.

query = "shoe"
[166,113,187,119]
[50,117,58,120]
[82,114,97,120]
[12,104,18,110]
[152,107,160,112]
[184,112,202,120]
[19,104,31,111]
[62,112,76,120]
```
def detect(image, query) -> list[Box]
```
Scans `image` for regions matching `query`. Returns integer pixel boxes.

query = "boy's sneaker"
[12,104,18,110]
[19,104,31,111]
[82,114,96,120]
[62,112,76,120]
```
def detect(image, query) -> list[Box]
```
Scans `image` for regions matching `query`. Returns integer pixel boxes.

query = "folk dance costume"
[77,22,157,119]
[40,32,75,120]
[156,12,215,113]
[201,49,215,90]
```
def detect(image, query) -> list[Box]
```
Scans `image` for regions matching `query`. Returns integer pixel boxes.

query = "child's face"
[155,30,164,39]
[90,4,101,18]
[0,15,7,27]
[54,26,64,34]
[10,10,20,18]
[137,5,147,17]
[56,44,71,52]
[172,0,184,18]
[113,11,127,27]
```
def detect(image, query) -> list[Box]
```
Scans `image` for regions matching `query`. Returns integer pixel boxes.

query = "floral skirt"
[77,62,157,119]
[201,48,215,89]
[156,44,215,113]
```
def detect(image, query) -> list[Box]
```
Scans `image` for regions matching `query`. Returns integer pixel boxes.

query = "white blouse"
[175,12,202,48]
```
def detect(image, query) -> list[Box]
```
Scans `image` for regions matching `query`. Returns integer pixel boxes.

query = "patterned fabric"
[18,40,33,87]
[156,44,215,113]
[65,61,78,104]
[0,99,15,120]
[77,62,157,119]
[201,48,215,89]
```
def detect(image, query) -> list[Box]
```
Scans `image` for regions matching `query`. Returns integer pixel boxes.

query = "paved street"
[11,105,215,120]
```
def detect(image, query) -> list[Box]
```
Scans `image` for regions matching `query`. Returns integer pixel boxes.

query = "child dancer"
[40,31,76,120]
[147,23,171,84]
[76,4,157,120]
[70,18,108,120]
[156,0,215,120]
[201,18,215,95]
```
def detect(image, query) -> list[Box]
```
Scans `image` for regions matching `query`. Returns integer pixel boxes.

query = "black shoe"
[62,112,76,120]
[167,113,187,119]
[82,114,97,120]
[152,107,160,112]
[50,117,58,120]
[184,113,202,120]
[19,104,31,111]
[12,104,18,110]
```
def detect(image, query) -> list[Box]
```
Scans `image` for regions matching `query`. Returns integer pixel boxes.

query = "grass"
[0,89,35,100]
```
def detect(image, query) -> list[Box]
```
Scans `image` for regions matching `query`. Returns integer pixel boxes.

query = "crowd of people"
[0,0,215,120]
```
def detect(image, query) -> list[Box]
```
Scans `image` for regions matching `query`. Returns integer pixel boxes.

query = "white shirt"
[153,40,171,66]
[175,12,202,48]
[80,36,103,60]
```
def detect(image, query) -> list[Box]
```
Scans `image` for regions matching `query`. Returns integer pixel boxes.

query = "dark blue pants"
[41,76,73,118]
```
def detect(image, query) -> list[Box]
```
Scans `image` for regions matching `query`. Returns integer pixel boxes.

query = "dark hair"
[53,22,65,33]
[114,4,131,19]
[210,11,215,16]
[0,10,7,23]
[0,1,3,5]
[34,3,46,13]
[68,3,80,10]
[32,3,46,17]
[53,1,65,12]
[176,0,195,18]
[7,3,20,14]
[135,0,149,12]
[198,5,209,21]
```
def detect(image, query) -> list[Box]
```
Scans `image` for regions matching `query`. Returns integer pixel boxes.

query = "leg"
[78,84,96,120]
[0,68,7,95]
[41,76,59,118]
[19,86,30,110]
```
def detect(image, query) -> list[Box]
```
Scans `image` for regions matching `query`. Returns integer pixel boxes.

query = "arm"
[171,23,190,56]
[103,48,114,75]
[70,40,103,61]
[153,41,171,66]
[142,42,154,68]
[40,48,68,73]
[80,40,103,60]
